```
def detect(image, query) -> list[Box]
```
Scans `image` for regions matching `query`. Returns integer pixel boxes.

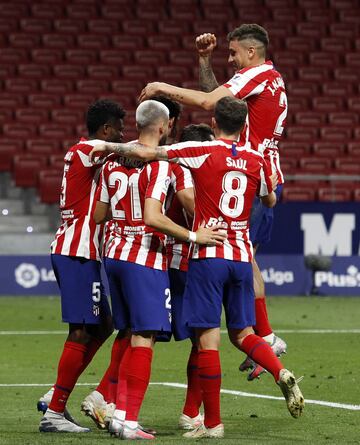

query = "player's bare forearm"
[199,56,219,92]
[94,201,109,224]
[89,142,169,163]
[260,191,277,208]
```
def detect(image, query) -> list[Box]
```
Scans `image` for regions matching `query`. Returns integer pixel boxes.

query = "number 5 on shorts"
[92,282,101,302]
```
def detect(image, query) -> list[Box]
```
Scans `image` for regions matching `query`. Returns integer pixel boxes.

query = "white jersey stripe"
[61,220,76,256]
[76,215,90,258]
[242,79,267,100]
[226,63,273,96]
[223,239,234,260]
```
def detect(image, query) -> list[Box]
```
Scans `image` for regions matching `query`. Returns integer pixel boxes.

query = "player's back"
[51,138,103,260]
[166,139,272,262]
[100,156,171,270]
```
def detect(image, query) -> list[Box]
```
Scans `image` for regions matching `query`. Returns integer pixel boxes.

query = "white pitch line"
[1,329,360,335]
[0,382,359,411]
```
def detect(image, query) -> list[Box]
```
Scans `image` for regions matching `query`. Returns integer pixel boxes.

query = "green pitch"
[0,296,359,445]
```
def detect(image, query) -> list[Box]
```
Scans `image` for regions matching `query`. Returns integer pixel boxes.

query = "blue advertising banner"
[0,254,359,297]
[260,203,360,256]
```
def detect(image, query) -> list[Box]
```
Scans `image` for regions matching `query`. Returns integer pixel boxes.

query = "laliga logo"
[15,263,40,288]
[315,265,360,288]
[261,268,294,286]
[15,263,56,289]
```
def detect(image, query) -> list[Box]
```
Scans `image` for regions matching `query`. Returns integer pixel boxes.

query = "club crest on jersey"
[93,304,100,316]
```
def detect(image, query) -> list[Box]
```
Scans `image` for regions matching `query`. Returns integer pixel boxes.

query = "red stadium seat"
[0,139,24,171]
[87,65,120,79]
[285,126,319,141]
[0,109,13,123]
[322,82,354,97]
[15,108,49,124]
[192,21,225,36]
[318,188,352,202]
[122,20,156,35]
[49,154,65,169]
[273,51,305,67]
[328,113,359,126]
[299,157,332,173]
[31,3,64,19]
[53,64,86,79]
[3,121,37,140]
[347,142,360,156]
[63,94,94,109]
[0,18,18,33]
[18,64,51,79]
[122,65,155,82]
[287,97,309,112]
[51,109,84,125]
[236,8,271,22]
[279,158,298,174]
[345,53,360,67]
[77,34,110,49]
[54,18,86,34]
[298,67,330,82]
[41,79,73,94]
[320,127,352,141]
[75,79,109,94]
[295,112,326,126]
[42,33,75,49]
[296,22,327,38]
[339,9,360,23]
[334,158,360,174]
[334,68,358,83]
[13,155,48,188]
[299,0,328,8]
[0,48,29,64]
[27,139,61,154]
[280,141,310,157]
[134,50,167,66]
[28,94,61,109]
[135,4,168,20]
[148,35,180,51]
[38,123,74,139]
[65,49,98,65]
[308,52,340,68]
[170,5,202,20]
[87,19,119,34]
[157,66,191,83]
[9,33,41,49]
[24,4,52,23]
[5,78,38,94]
[66,3,98,19]
[99,50,133,66]
[321,37,352,53]
[203,6,236,21]
[354,189,360,202]
[1,2,29,18]
[330,0,358,8]
[31,48,63,64]
[169,51,197,67]
[272,9,304,23]
[287,81,319,97]
[158,20,191,35]
[101,4,134,19]
[0,93,25,108]
[282,187,316,202]
[112,35,145,50]
[329,23,358,38]
[0,64,16,78]
[312,96,343,112]
[313,142,345,157]
[306,9,337,22]
[37,170,62,204]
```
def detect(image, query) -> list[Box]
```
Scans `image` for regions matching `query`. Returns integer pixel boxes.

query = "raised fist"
[195,33,217,56]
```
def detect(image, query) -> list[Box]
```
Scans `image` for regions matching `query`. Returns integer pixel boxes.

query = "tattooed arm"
[196,33,219,92]
[89,142,169,163]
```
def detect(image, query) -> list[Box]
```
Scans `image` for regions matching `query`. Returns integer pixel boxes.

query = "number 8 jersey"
[166,139,273,263]
[98,156,171,270]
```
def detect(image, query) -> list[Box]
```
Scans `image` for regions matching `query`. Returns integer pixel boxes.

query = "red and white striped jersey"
[166,164,193,272]
[223,60,287,184]
[51,138,104,261]
[99,156,171,270]
[166,139,273,263]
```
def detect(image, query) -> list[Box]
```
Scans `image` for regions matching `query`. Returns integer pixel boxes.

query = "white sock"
[263,333,275,344]
[124,420,138,429]
[113,409,126,421]
[46,408,63,417]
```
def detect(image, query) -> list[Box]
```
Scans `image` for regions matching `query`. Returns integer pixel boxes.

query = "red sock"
[116,342,132,411]
[96,337,130,403]
[80,338,103,373]
[125,347,153,422]
[183,346,202,418]
[241,334,283,381]
[254,297,273,337]
[49,341,87,413]
[198,350,221,428]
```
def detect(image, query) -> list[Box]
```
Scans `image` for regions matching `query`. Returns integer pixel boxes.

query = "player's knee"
[67,324,92,345]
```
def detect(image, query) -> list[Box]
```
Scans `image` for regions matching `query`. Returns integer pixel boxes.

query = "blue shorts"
[104,258,171,333]
[51,254,111,324]
[249,185,283,246]
[183,258,255,330]
[169,268,194,341]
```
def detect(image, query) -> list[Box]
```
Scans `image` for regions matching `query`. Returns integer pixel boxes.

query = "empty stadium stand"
[0,0,359,237]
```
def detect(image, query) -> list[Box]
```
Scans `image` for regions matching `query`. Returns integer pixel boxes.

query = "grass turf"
[0,296,359,444]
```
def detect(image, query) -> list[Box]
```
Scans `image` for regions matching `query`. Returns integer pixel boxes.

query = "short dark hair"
[179,124,214,142]
[151,95,182,120]
[214,97,248,135]
[86,99,126,135]
[227,24,269,49]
